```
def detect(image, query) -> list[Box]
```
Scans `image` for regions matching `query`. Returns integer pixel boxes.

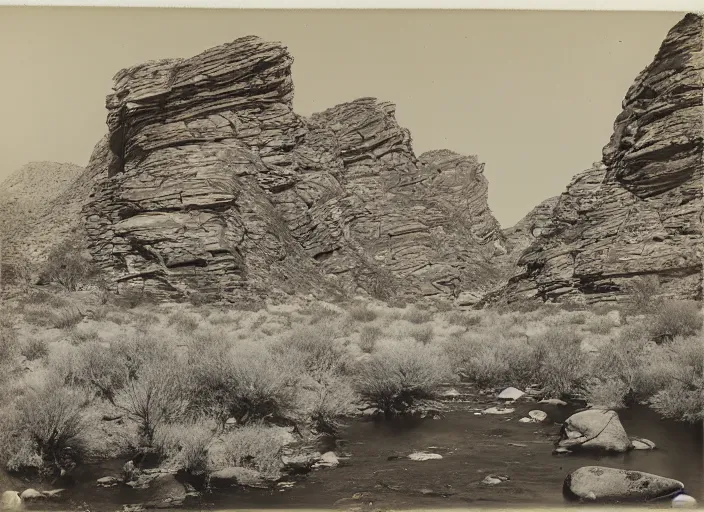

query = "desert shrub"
[300,372,357,436]
[20,338,49,362]
[167,311,201,334]
[622,275,662,316]
[461,335,537,388]
[0,314,18,363]
[2,259,35,290]
[348,303,377,323]
[358,326,382,353]
[188,341,299,426]
[278,324,348,377]
[584,379,631,409]
[402,306,433,325]
[300,303,341,325]
[530,326,588,398]
[646,300,702,342]
[584,314,619,334]
[0,384,89,474]
[646,335,704,423]
[406,324,434,345]
[114,358,189,446]
[24,305,84,330]
[354,339,452,417]
[154,419,217,475]
[110,288,159,310]
[568,312,588,325]
[214,424,287,479]
[447,312,482,329]
[41,238,96,291]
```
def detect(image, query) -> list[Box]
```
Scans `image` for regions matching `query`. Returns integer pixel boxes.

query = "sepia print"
[0,6,702,511]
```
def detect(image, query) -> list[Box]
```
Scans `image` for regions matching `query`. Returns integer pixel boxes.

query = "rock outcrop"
[500,13,704,305]
[82,36,505,301]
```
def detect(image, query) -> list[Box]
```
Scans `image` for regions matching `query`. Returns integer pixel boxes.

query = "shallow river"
[9,385,703,511]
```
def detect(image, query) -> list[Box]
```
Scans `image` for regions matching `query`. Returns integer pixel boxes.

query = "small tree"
[42,238,96,291]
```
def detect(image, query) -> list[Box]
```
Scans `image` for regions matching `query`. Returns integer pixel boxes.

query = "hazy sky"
[0,8,685,226]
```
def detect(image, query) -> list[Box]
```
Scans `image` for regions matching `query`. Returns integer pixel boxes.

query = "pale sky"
[0,8,685,227]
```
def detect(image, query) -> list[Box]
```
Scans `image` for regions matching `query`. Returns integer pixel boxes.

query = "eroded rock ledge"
[83,36,505,301]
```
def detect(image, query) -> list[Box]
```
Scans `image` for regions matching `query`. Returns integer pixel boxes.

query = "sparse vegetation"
[41,237,97,291]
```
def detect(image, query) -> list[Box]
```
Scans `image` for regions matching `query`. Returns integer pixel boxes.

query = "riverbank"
[0,284,701,510]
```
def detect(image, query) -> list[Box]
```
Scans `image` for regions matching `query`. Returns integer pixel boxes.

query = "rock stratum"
[498,13,704,305]
[82,36,506,302]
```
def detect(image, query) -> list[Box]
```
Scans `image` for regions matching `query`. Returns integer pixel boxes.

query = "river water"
[10,384,703,511]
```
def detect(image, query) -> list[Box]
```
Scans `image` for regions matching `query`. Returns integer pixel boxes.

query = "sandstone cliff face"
[83,36,504,301]
[501,13,704,305]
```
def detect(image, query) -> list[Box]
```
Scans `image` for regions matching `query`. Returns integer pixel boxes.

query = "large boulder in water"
[564,466,684,502]
[0,491,22,510]
[558,409,632,452]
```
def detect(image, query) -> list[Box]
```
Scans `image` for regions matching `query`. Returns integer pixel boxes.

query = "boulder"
[97,476,122,487]
[314,451,340,467]
[209,467,268,489]
[282,452,320,474]
[142,473,187,509]
[539,398,567,406]
[19,489,45,501]
[558,409,632,452]
[564,466,684,502]
[0,491,22,510]
[528,410,548,422]
[497,387,525,401]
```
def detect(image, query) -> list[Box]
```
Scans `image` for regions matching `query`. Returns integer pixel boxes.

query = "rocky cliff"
[83,36,506,302]
[500,13,704,305]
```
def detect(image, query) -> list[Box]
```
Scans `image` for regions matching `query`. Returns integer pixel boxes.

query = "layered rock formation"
[500,13,704,305]
[83,36,505,301]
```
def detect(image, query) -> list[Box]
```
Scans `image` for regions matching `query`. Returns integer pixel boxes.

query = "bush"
[406,324,434,345]
[584,379,631,409]
[647,335,704,423]
[279,323,348,377]
[20,338,49,362]
[300,371,357,436]
[154,419,217,475]
[347,303,377,323]
[622,275,662,315]
[647,300,702,342]
[187,341,299,426]
[41,238,96,291]
[354,339,452,417]
[459,335,536,389]
[114,358,189,445]
[402,306,433,325]
[0,314,18,363]
[358,326,382,353]
[167,312,201,334]
[214,424,288,480]
[530,327,588,398]
[0,384,88,474]
[447,312,482,329]
[584,315,619,335]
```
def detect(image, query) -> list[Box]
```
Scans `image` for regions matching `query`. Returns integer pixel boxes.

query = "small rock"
[44,489,65,499]
[20,488,45,501]
[483,407,515,415]
[539,398,567,406]
[97,476,121,487]
[210,467,268,489]
[0,491,21,510]
[498,387,525,401]
[528,410,548,422]
[225,417,237,426]
[408,451,443,461]
[482,475,509,485]
[672,493,697,508]
[553,447,571,455]
[314,451,340,468]
[631,437,656,450]
[441,388,461,397]
[508,443,527,448]
[518,417,533,423]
